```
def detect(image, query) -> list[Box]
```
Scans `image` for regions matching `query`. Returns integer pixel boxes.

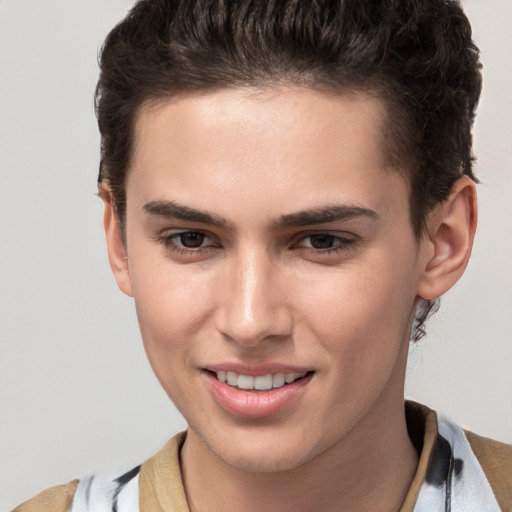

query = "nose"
[215,248,293,347]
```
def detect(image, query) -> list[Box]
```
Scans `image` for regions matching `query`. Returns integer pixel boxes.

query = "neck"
[181,388,418,512]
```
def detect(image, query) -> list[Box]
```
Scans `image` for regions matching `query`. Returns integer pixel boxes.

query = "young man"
[13,0,512,511]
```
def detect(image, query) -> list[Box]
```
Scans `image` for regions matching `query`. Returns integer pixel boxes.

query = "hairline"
[110,81,418,240]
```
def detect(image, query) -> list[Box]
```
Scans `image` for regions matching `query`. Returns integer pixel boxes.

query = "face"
[113,87,429,472]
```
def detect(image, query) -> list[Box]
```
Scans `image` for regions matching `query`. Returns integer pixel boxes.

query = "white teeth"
[285,373,295,384]
[215,370,308,390]
[285,372,304,384]
[237,375,254,389]
[226,371,238,386]
[254,374,273,390]
[272,373,285,387]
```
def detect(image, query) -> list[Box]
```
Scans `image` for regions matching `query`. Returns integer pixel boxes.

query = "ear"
[416,176,477,301]
[101,185,133,297]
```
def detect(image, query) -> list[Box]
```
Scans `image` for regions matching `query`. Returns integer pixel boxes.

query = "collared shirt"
[12,402,512,511]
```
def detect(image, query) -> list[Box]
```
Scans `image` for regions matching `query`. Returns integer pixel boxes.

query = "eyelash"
[293,233,356,253]
[157,231,357,259]
[159,231,218,255]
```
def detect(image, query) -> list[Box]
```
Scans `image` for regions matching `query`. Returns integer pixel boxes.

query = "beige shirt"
[12,403,512,512]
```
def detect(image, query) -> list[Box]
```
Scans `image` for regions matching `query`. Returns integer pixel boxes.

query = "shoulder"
[11,465,142,512]
[10,432,188,512]
[465,429,512,512]
[404,401,512,512]
[11,480,79,512]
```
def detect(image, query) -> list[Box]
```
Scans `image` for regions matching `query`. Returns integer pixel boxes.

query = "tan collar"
[139,432,189,511]
[399,401,439,511]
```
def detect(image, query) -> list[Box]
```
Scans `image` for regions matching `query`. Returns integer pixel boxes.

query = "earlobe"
[417,176,477,301]
[101,186,133,297]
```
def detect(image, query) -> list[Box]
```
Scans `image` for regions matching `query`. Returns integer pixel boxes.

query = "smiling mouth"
[211,370,311,391]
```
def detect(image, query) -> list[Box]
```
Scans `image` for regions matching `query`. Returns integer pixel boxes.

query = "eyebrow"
[143,200,232,228]
[274,205,380,228]
[143,200,379,229]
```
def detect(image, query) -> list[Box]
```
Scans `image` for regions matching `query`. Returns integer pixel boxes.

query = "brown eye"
[308,234,337,249]
[295,233,356,255]
[179,232,206,248]
[159,230,220,260]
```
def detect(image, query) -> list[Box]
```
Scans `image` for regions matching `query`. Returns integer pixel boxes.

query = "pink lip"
[203,369,313,419]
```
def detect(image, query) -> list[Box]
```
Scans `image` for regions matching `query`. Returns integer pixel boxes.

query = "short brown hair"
[95,0,482,339]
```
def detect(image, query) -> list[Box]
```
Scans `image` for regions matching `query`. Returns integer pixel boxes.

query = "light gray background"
[0,1,511,509]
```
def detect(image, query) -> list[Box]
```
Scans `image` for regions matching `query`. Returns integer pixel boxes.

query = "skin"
[103,87,477,512]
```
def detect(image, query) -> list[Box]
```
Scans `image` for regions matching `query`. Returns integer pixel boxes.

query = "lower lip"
[204,371,313,418]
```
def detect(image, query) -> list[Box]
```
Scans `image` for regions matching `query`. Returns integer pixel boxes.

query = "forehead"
[127,87,409,224]
[133,87,388,166]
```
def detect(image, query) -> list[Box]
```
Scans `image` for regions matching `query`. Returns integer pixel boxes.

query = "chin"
[220,447,308,474]
[200,426,323,474]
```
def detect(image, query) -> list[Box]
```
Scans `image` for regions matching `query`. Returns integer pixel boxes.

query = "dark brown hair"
[95,0,482,340]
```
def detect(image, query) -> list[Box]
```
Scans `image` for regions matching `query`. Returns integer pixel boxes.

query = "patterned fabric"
[414,414,501,511]
[71,466,140,512]
[69,412,502,512]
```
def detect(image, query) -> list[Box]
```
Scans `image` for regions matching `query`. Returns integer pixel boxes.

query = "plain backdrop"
[1,0,511,509]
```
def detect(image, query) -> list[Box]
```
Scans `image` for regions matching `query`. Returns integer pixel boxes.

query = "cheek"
[128,258,217,377]
[131,250,214,324]
[296,253,417,362]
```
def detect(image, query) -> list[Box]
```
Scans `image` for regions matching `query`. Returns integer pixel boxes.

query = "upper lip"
[204,362,313,376]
